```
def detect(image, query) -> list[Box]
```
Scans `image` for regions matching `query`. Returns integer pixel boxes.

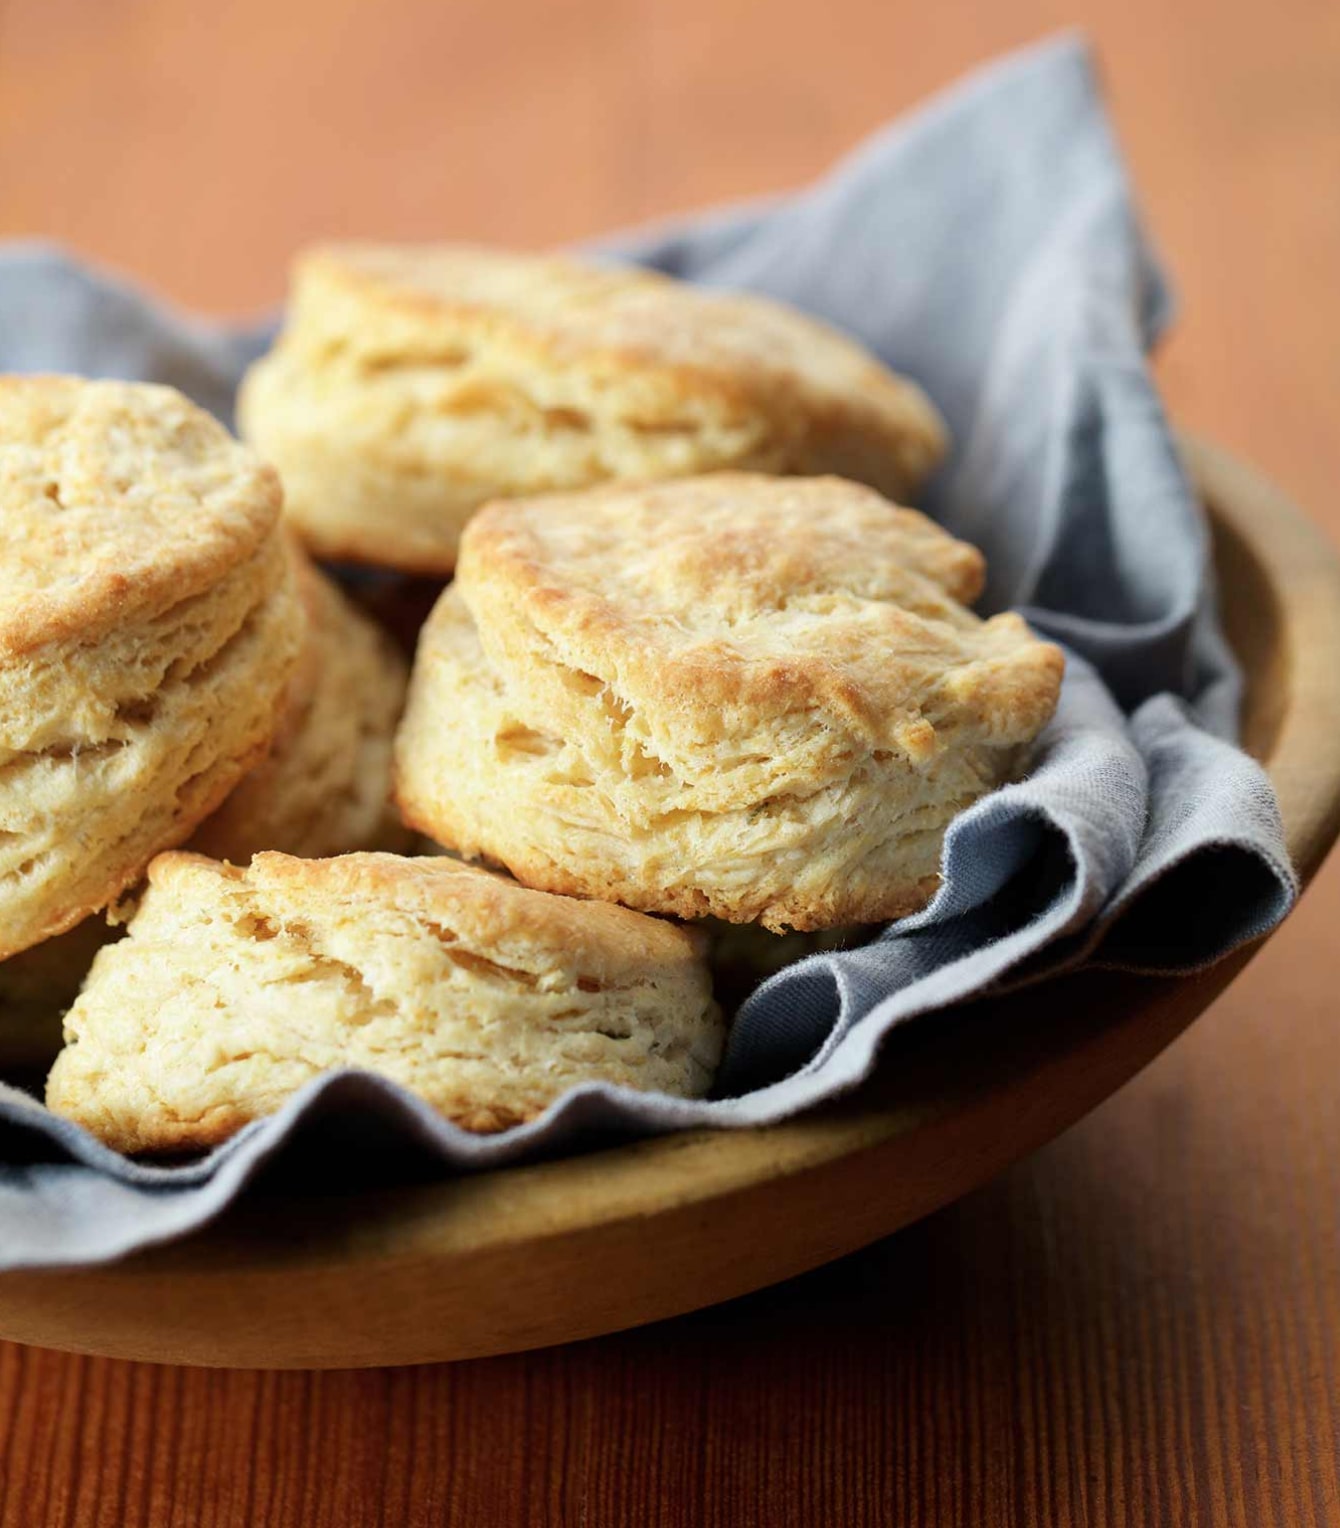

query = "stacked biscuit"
[18,245,1061,1156]
[0,379,411,1065]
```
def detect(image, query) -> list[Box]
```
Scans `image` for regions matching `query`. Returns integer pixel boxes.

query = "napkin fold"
[0,33,1296,1269]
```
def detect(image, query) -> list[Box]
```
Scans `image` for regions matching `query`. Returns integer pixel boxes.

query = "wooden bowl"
[0,437,1336,1370]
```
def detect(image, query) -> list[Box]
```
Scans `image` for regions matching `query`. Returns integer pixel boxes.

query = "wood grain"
[0,0,1338,1522]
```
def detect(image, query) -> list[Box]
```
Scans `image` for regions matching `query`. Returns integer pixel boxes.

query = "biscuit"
[0,376,303,959]
[189,550,412,861]
[45,851,724,1153]
[237,243,948,573]
[394,474,1064,932]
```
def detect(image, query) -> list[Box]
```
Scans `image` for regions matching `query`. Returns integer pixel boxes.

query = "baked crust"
[394,474,1064,930]
[189,549,412,861]
[0,377,303,957]
[238,243,948,573]
[0,375,281,653]
[45,851,724,1152]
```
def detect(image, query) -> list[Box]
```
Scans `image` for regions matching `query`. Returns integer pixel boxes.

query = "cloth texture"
[0,33,1295,1268]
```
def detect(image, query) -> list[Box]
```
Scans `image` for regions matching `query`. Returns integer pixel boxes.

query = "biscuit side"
[45,852,723,1153]
[237,246,947,572]
[189,556,411,861]
[0,532,303,958]
[393,587,984,929]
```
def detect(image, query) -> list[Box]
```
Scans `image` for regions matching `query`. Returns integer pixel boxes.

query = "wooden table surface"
[1,0,1338,1522]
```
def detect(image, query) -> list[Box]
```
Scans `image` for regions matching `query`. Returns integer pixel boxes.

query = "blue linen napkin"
[0,33,1296,1268]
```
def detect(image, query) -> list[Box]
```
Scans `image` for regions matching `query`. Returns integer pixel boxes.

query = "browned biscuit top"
[0,375,281,654]
[297,244,942,441]
[458,473,1058,777]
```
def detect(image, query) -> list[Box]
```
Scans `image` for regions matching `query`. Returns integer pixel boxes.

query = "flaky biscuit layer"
[46,852,724,1153]
[395,475,1063,930]
[190,552,411,861]
[238,244,948,572]
[0,379,303,957]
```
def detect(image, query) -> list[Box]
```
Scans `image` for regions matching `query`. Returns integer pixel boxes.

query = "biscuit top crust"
[0,376,282,654]
[149,850,708,977]
[457,474,1063,776]
[283,243,947,484]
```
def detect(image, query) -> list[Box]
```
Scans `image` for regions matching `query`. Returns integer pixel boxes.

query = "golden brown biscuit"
[394,474,1064,931]
[46,851,724,1153]
[237,243,948,573]
[0,376,303,959]
[189,551,412,861]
